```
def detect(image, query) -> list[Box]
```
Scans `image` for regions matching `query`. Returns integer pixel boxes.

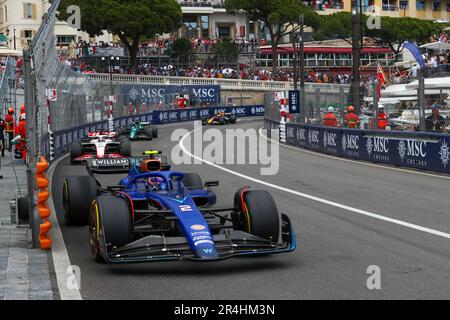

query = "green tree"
[225,0,319,73]
[56,0,182,69]
[315,12,367,45]
[316,13,441,55]
[211,39,239,63]
[367,17,439,54]
[169,38,193,63]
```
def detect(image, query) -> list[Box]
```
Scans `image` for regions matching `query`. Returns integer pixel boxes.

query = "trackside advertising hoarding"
[152,105,265,124]
[122,85,221,105]
[47,106,265,159]
[265,119,450,174]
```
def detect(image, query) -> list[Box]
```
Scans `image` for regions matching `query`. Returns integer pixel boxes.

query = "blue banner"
[122,84,221,105]
[152,105,265,125]
[288,90,300,114]
[278,121,450,174]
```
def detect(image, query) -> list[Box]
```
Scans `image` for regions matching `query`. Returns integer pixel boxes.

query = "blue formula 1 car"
[62,155,295,263]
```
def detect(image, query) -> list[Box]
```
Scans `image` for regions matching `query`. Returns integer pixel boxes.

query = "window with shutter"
[32,3,36,19]
[23,2,33,19]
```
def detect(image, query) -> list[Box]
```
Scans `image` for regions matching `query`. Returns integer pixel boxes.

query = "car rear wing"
[86,157,131,174]
[86,154,171,174]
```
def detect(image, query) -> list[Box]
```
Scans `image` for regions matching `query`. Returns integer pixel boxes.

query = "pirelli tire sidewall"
[96,194,132,250]
[63,176,98,226]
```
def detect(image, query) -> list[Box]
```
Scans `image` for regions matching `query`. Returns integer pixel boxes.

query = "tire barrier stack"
[265,119,450,175]
[35,157,52,249]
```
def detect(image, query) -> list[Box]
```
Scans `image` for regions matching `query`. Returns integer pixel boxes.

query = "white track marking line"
[259,127,450,181]
[47,154,82,300]
[180,128,450,240]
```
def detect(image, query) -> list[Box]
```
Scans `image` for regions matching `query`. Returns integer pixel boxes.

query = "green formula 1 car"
[117,122,158,141]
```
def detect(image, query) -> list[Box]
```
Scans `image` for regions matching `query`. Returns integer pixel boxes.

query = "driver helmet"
[147,177,167,191]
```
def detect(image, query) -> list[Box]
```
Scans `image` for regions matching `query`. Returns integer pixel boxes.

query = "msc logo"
[180,111,188,120]
[323,131,337,148]
[287,127,295,139]
[297,128,306,141]
[251,106,264,115]
[189,110,198,118]
[366,137,389,156]
[308,130,320,144]
[343,134,359,151]
[169,112,178,120]
[129,88,139,101]
[234,107,247,115]
[399,139,427,161]
[192,88,216,98]
[439,140,449,168]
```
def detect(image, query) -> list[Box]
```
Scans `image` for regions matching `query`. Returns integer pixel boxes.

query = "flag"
[377,63,387,86]
[377,63,388,99]
[404,42,426,68]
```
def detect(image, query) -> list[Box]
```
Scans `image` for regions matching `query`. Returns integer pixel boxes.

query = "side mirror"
[204,181,219,189]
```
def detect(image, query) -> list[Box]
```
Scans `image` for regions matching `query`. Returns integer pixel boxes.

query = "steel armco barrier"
[265,118,450,174]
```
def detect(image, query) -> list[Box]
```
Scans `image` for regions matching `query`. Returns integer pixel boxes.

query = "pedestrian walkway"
[0,152,55,300]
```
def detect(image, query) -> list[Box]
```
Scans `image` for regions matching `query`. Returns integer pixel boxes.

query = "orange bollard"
[38,207,51,219]
[36,156,52,250]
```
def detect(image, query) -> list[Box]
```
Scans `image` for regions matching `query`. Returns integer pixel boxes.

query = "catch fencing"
[0,57,17,116]
[264,86,350,126]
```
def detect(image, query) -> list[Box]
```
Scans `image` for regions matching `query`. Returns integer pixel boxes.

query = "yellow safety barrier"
[36,157,52,249]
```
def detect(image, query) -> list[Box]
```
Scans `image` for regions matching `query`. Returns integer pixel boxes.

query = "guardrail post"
[418,70,425,131]
[24,48,40,248]
[373,80,378,130]
[339,86,345,127]
[315,88,321,125]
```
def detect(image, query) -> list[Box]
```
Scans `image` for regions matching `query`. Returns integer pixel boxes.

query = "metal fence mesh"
[0,57,17,116]
[264,86,349,125]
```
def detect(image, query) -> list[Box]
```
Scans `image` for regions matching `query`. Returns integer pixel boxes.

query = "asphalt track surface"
[51,119,450,299]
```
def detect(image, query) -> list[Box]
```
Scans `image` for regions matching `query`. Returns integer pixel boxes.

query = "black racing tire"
[117,127,125,138]
[201,116,208,125]
[183,173,203,189]
[119,139,132,157]
[152,126,158,139]
[63,176,98,226]
[70,141,83,162]
[234,190,280,243]
[229,115,237,124]
[144,126,153,141]
[17,197,29,221]
[94,195,132,251]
